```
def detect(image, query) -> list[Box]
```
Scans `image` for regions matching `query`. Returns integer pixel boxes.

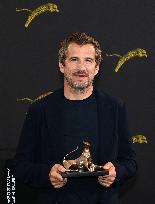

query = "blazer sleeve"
[114,102,138,184]
[13,103,52,188]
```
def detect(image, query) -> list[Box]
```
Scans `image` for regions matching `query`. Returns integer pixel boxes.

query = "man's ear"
[59,62,64,73]
[95,65,99,75]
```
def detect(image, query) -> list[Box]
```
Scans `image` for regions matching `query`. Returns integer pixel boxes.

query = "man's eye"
[70,58,77,61]
[86,59,93,63]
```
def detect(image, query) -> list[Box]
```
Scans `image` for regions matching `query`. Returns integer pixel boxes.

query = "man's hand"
[98,162,116,187]
[49,164,67,188]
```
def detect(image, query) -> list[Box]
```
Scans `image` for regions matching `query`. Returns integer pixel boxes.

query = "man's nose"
[77,60,86,70]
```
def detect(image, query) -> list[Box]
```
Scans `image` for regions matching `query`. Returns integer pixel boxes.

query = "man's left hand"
[98,162,116,187]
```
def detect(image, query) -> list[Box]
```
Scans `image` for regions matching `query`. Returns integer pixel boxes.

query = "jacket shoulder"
[28,88,63,111]
[95,89,124,108]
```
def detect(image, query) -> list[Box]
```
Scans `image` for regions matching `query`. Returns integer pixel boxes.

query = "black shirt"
[63,91,98,162]
[57,92,100,204]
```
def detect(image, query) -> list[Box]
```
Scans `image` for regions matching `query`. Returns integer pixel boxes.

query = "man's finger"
[51,178,67,184]
[57,165,66,173]
[101,174,116,183]
[98,177,111,187]
[50,164,66,181]
[52,178,67,188]
[50,171,63,181]
[103,162,114,170]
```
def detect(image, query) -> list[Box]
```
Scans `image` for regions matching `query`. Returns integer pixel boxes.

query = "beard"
[64,69,94,93]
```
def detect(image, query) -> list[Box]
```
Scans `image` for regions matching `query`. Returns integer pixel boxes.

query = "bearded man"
[14,32,137,204]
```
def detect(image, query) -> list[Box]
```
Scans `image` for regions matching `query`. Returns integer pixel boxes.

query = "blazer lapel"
[45,89,65,162]
[95,89,116,164]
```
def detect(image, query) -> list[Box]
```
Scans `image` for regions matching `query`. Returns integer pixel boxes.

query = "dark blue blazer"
[13,88,137,204]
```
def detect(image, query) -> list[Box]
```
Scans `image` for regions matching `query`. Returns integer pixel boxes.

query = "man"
[14,32,137,204]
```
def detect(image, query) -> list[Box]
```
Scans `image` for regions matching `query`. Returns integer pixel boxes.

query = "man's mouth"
[73,72,88,77]
[75,74,86,77]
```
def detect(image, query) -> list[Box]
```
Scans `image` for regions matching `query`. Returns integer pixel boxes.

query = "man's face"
[59,43,99,91]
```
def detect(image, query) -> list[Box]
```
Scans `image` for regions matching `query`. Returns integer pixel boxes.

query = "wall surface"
[0,0,155,203]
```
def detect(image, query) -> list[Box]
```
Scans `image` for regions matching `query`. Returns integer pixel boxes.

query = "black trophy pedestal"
[61,170,109,178]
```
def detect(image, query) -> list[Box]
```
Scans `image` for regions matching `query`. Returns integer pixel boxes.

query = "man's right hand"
[49,164,67,188]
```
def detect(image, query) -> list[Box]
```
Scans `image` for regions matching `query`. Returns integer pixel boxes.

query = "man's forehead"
[67,43,96,57]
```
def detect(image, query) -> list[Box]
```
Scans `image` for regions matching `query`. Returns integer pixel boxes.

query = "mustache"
[73,70,88,76]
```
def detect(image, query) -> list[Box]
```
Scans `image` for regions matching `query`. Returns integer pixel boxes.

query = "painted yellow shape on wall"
[16,3,59,28]
[17,91,53,104]
[106,48,147,72]
[132,135,148,144]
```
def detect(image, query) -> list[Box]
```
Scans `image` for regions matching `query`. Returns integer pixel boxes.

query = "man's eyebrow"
[85,57,95,60]
[68,56,95,60]
[69,56,78,59]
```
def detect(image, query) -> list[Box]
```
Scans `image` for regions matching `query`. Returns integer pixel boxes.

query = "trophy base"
[61,170,108,178]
